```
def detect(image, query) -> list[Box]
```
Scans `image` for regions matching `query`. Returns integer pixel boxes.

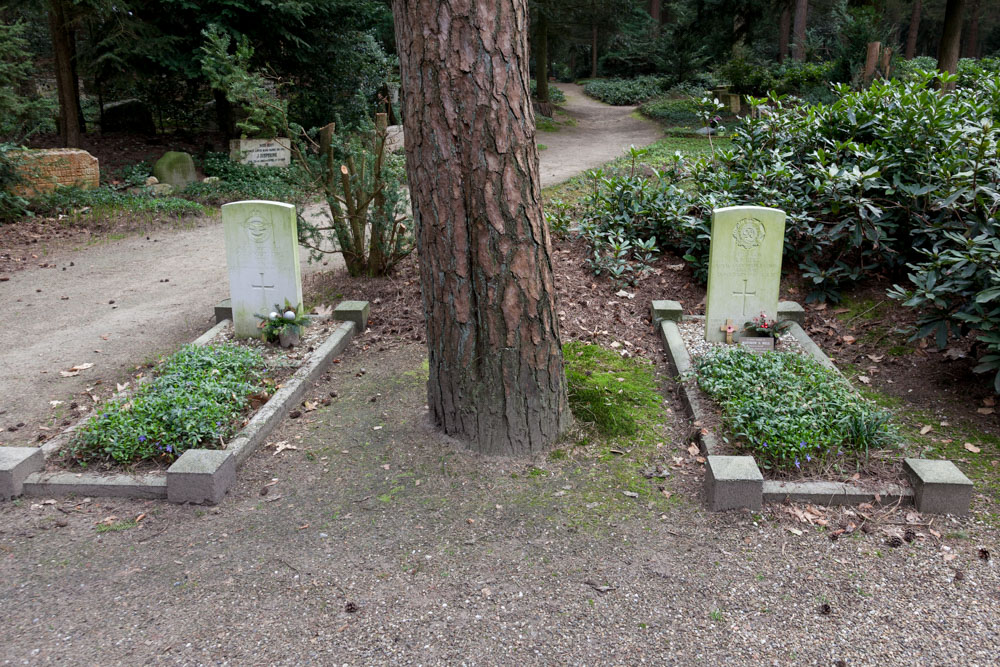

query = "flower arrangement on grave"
[742,312,791,338]
[256,299,310,346]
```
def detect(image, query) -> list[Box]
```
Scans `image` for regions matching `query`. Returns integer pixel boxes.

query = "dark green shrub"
[183,152,310,205]
[639,97,701,125]
[0,143,28,222]
[29,186,206,219]
[580,71,1000,390]
[65,344,266,465]
[530,79,567,105]
[583,76,667,106]
[696,347,896,470]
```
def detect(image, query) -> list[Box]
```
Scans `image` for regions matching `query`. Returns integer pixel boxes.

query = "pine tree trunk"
[962,0,979,58]
[778,2,791,63]
[937,0,966,86]
[48,0,83,147]
[391,0,572,456]
[905,0,921,59]
[792,0,808,62]
[535,10,550,109]
[649,0,661,35]
[591,24,598,78]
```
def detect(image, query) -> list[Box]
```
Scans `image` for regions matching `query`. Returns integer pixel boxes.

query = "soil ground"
[2,87,1000,664]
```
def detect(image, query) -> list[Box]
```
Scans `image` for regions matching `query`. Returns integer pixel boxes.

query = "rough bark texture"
[391,0,571,456]
[905,0,921,59]
[48,0,83,147]
[937,0,966,86]
[778,2,791,63]
[791,0,808,62]
[649,0,661,34]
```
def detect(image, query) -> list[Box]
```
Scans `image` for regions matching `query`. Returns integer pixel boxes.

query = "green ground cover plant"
[695,347,897,471]
[583,76,667,106]
[183,152,311,206]
[28,186,206,221]
[65,344,267,465]
[638,97,701,126]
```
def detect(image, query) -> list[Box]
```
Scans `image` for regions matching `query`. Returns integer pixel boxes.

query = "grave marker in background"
[223,200,302,338]
[704,206,786,343]
[229,138,292,167]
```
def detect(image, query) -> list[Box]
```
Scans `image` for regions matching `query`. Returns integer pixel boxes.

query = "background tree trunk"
[905,0,921,59]
[778,1,791,63]
[48,0,84,147]
[937,0,966,85]
[390,0,571,455]
[649,0,661,35]
[962,0,980,58]
[534,10,551,114]
[791,0,808,62]
[591,24,598,77]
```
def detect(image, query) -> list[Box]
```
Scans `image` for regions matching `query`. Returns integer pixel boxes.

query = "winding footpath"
[0,85,662,443]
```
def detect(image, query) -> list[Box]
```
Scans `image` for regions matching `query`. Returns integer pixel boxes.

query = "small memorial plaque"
[739,337,775,354]
[229,138,292,167]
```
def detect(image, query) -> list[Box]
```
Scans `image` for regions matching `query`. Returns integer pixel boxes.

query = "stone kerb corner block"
[705,455,763,511]
[904,458,973,516]
[651,300,683,324]
[167,449,236,505]
[777,301,806,326]
[0,447,45,500]
[334,301,371,331]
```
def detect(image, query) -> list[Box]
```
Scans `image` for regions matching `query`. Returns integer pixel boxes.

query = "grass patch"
[96,519,138,533]
[564,341,663,437]
[28,186,206,224]
[696,347,897,471]
[64,344,268,466]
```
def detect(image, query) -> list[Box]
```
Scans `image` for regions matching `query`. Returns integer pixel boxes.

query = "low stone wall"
[13,149,100,197]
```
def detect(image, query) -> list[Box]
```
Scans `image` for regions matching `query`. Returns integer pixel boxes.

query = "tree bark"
[962,0,980,58]
[649,0,661,35]
[791,0,808,62]
[778,1,791,63]
[937,0,966,85]
[48,0,83,147]
[591,24,598,78]
[905,0,921,59]
[391,0,571,456]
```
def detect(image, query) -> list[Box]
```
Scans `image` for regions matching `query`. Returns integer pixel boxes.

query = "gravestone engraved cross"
[704,206,786,343]
[732,280,757,316]
[223,200,303,338]
[251,272,274,309]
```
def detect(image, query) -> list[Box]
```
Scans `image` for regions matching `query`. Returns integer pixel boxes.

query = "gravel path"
[1,342,997,665]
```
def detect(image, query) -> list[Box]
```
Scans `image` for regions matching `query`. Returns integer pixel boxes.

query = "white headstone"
[229,138,292,167]
[704,206,786,342]
[223,200,303,338]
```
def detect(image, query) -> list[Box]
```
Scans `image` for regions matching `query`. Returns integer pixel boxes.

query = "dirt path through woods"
[0,88,661,444]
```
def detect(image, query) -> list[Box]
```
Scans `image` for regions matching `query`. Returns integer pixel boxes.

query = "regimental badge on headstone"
[223,200,303,338]
[704,206,786,343]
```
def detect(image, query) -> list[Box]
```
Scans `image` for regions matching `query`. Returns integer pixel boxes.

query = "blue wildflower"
[794,458,800,469]
[165,445,173,453]
[806,454,812,463]
[138,435,146,443]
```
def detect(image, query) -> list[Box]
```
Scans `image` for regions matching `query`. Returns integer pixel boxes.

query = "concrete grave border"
[652,300,972,515]
[0,301,369,504]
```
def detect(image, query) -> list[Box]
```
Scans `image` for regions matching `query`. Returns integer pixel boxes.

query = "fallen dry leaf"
[964,442,981,454]
[984,397,996,407]
[866,354,884,363]
[857,375,871,384]
[303,400,318,412]
[977,408,995,415]
[786,527,803,536]
[70,363,94,372]
[919,425,933,435]
[842,335,856,344]
[270,441,298,456]
[687,444,700,456]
